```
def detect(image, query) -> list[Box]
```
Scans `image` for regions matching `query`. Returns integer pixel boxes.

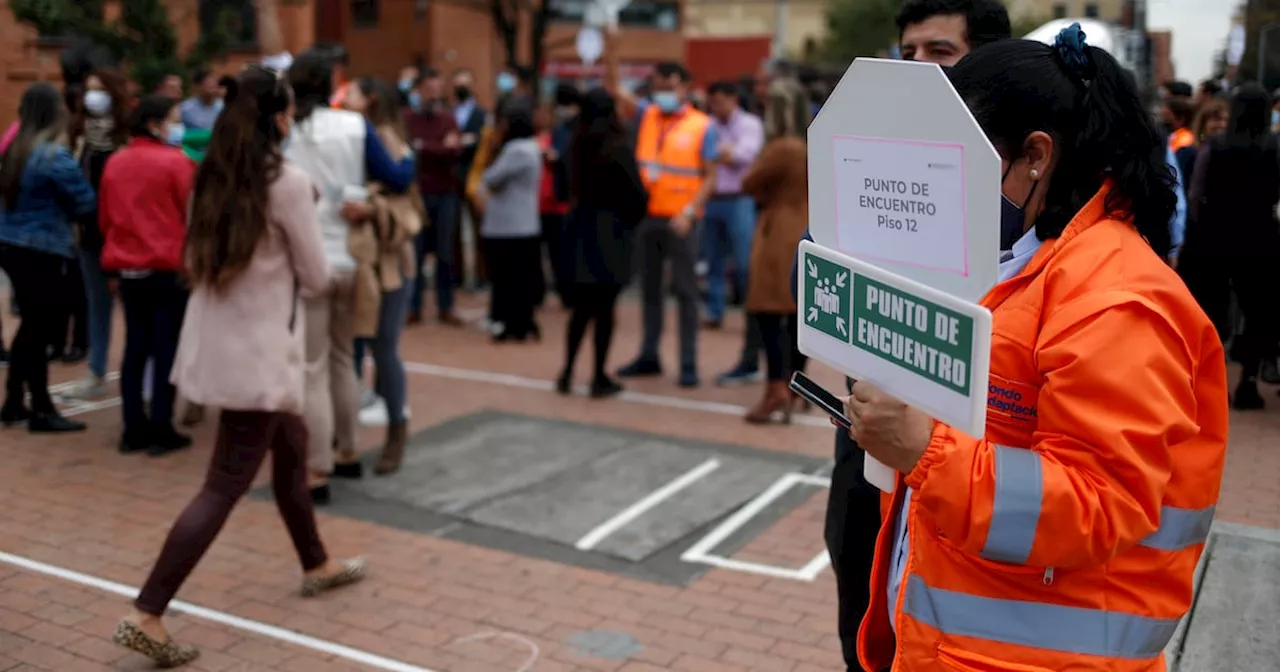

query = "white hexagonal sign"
[807,58,1001,304]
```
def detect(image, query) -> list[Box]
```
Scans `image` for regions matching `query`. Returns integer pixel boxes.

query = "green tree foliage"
[818,0,901,66]
[10,0,234,92]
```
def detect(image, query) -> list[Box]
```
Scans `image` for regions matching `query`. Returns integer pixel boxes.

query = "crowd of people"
[0,0,1256,668]
[0,0,825,660]
[1162,77,1280,410]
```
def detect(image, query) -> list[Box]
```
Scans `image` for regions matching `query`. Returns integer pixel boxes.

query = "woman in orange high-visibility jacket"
[840,27,1228,672]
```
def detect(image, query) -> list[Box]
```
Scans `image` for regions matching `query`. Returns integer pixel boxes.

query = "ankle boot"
[745,381,794,425]
[375,421,408,475]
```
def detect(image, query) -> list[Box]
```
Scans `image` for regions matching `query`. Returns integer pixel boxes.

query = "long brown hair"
[356,76,407,141]
[1193,98,1229,146]
[0,83,67,209]
[70,68,131,149]
[185,65,293,291]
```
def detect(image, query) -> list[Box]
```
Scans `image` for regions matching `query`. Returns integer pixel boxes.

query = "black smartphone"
[789,371,852,430]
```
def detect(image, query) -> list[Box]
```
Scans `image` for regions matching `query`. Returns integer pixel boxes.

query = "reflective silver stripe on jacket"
[981,445,1214,563]
[638,160,701,177]
[1139,505,1216,551]
[903,575,1180,659]
[982,445,1043,563]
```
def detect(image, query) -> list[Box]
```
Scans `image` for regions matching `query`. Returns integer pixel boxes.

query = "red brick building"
[1148,29,1175,86]
[0,0,685,129]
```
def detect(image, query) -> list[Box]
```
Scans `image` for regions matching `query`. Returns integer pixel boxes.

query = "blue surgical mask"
[1000,163,1039,251]
[408,91,423,112]
[1272,109,1279,127]
[653,91,682,114]
[399,79,414,93]
[281,120,294,153]
[496,72,517,94]
[166,123,185,147]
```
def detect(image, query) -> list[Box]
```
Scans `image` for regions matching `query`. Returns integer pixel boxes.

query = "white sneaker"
[359,398,389,427]
[359,387,380,409]
[61,375,109,400]
[357,397,412,427]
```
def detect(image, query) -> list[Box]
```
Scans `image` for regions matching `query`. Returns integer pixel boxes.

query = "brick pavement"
[0,293,1277,671]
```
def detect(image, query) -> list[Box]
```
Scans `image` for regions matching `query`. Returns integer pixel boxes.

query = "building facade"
[683,0,829,60]
[1008,0,1126,22]
[0,0,683,129]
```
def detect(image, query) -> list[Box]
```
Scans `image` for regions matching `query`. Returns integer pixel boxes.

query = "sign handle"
[864,455,896,493]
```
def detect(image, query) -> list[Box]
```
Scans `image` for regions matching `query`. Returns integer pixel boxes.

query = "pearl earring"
[1030,169,1041,179]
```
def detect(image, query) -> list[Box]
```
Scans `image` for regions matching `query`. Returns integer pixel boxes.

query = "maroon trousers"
[135,410,328,615]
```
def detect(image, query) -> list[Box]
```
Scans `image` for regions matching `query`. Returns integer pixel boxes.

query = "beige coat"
[744,137,809,314]
[170,163,329,414]
[347,125,425,337]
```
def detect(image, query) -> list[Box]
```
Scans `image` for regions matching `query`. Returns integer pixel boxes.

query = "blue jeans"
[412,194,459,315]
[354,283,411,423]
[701,195,756,322]
[78,249,114,378]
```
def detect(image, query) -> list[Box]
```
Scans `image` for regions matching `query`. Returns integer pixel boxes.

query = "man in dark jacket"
[810,2,1011,669]
[406,68,464,326]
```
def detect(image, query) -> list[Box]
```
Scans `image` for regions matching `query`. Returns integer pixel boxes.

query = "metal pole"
[772,0,788,59]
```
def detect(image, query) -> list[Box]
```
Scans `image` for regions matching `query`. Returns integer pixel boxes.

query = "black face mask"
[454,86,472,102]
[1000,162,1039,252]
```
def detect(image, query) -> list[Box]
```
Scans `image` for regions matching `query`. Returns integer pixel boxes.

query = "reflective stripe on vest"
[638,160,701,178]
[980,445,1215,564]
[903,574,1180,659]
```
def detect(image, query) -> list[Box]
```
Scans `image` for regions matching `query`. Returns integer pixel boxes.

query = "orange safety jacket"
[1169,127,1195,152]
[635,104,711,218]
[858,184,1228,672]
[330,80,351,109]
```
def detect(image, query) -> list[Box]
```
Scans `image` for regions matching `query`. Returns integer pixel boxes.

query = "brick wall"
[0,0,315,130]
[0,0,67,131]
[0,0,683,128]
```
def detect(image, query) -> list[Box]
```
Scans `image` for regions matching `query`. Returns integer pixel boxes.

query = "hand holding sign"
[843,381,934,474]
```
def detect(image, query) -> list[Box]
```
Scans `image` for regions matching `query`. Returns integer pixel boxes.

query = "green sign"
[851,275,974,396]
[803,252,853,343]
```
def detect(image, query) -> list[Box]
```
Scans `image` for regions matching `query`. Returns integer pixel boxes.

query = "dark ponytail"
[948,25,1175,257]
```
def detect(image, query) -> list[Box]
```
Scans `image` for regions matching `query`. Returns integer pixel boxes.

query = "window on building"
[352,0,379,27]
[1084,3,1099,18]
[1052,3,1068,19]
[199,0,257,48]
[549,0,678,31]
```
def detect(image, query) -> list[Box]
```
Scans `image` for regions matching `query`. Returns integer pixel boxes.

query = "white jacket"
[285,107,367,273]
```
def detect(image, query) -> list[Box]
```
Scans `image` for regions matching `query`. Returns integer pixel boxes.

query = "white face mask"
[84,90,112,116]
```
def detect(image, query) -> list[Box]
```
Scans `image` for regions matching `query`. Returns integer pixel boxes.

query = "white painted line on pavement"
[49,371,121,394]
[681,472,833,582]
[62,396,121,417]
[0,551,441,672]
[575,458,722,551]
[402,362,833,428]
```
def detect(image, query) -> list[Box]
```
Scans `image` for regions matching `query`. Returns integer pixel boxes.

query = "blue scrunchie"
[1054,22,1091,78]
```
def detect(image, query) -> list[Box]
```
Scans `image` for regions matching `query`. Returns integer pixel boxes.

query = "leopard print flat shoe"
[112,620,200,668]
[300,556,368,597]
